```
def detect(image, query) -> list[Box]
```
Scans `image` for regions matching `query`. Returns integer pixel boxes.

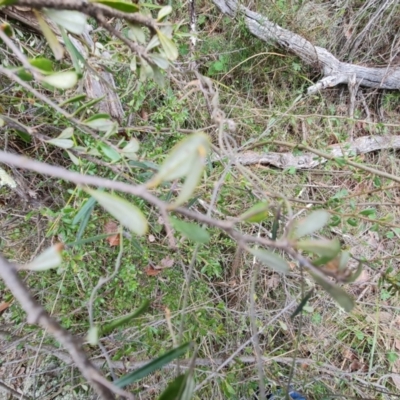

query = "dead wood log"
[215,135,400,169]
[212,0,400,93]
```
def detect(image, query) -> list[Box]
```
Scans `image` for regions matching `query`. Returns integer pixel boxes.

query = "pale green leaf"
[296,239,341,259]
[35,10,64,60]
[66,150,80,166]
[149,53,169,70]
[157,5,172,21]
[311,272,354,312]
[46,138,74,149]
[84,118,115,132]
[85,189,148,236]
[170,217,210,243]
[122,139,140,154]
[44,9,87,34]
[98,143,121,162]
[147,132,210,187]
[293,210,331,239]
[157,30,178,60]
[41,71,78,89]
[128,25,146,44]
[146,35,160,52]
[58,127,74,139]
[249,248,289,273]
[0,118,4,128]
[87,326,99,345]
[170,155,203,207]
[104,122,118,139]
[92,0,139,13]
[21,244,64,271]
[130,56,137,72]
[239,201,271,223]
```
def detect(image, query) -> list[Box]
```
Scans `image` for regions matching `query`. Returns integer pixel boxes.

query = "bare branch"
[0,255,116,400]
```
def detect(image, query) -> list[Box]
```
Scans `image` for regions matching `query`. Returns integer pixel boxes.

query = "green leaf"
[29,57,53,73]
[157,5,172,21]
[41,71,78,89]
[92,0,139,13]
[100,300,150,336]
[114,343,191,388]
[0,0,18,7]
[16,69,33,81]
[61,27,85,76]
[296,239,341,259]
[239,201,271,223]
[20,244,64,271]
[157,30,178,61]
[44,9,87,34]
[84,116,114,132]
[58,127,74,139]
[310,272,354,312]
[98,142,121,162]
[291,289,314,319]
[87,326,99,345]
[158,374,186,400]
[46,138,74,149]
[85,189,148,236]
[147,132,210,187]
[149,53,169,70]
[359,208,376,217]
[170,155,203,207]
[35,10,64,60]
[1,22,14,37]
[127,25,146,44]
[180,375,195,400]
[249,248,289,273]
[121,139,140,160]
[59,93,86,106]
[292,210,330,239]
[170,217,210,243]
[66,150,80,166]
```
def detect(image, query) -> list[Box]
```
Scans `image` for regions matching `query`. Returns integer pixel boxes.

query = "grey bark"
[213,0,400,93]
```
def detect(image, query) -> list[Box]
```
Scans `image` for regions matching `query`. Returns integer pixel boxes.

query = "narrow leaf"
[170,217,210,243]
[46,138,74,149]
[311,272,354,312]
[114,343,191,388]
[149,53,170,70]
[147,132,210,187]
[92,0,139,13]
[249,248,289,274]
[61,27,85,76]
[21,243,64,271]
[85,189,148,236]
[98,142,121,162]
[128,25,146,44]
[239,201,271,223]
[157,30,178,60]
[292,210,330,239]
[296,239,341,259]
[87,326,99,345]
[158,374,186,400]
[41,71,78,89]
[291,289,314,319]
[58,127,74,139]
[29,57,53,73]
[44,9,87,34]
[84,117,115,132]
[35,10,64,60]
[100,300,150,336]
[157,5,172,21]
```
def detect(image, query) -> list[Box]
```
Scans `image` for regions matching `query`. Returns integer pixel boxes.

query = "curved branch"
[213,0,400,92]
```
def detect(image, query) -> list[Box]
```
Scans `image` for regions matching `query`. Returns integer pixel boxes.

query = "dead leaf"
[0,301,11,314]
[349,360,363,372]
[104,220,120,247]
[160,257,174,268]
[355,269,370,284]
[380,311,392,324]
[145,264,162,276]
[395,338,400,351]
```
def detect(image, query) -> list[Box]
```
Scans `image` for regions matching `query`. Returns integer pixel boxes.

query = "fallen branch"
[212,0,400,92]
[217,135,400,173]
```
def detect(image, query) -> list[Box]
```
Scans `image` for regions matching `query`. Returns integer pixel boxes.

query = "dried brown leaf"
[145,264,162,276]
[104,220,120,247]
[0,301,11,313]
